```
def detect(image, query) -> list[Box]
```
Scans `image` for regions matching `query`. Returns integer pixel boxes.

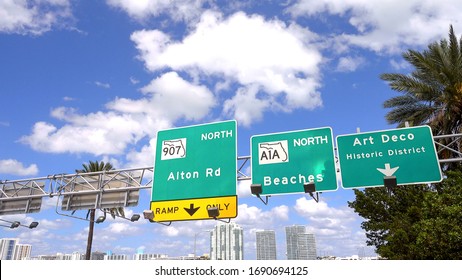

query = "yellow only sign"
[150,196,238,222]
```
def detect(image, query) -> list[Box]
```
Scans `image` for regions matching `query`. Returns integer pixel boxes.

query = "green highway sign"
[336,125,443,189]
[251,127,337,195]
[152,120,237,222]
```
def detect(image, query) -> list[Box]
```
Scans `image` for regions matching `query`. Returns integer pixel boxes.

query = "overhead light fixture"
[27,221,39,229]
[97,208,141,223]
[0,218,39,229]
[250,184,262,196]
[250,184,269,205]
[303,182,319,203]
[95,215,106,224]
[142,209,172,226]
[10,221,20,229]
[207,207,220,219]
[384,176,397,189]
[143,210,154,221]
[130,214,140,222]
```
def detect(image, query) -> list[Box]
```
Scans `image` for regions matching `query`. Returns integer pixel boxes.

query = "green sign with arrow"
[336,125,443,189]
[151,120,237,222]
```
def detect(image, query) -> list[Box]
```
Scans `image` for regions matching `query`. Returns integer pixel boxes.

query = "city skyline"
[2,224,323,260]
[2,0,459,259]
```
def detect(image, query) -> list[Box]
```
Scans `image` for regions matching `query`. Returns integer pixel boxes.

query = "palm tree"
[381,25,462,138]
[76,160,123,260]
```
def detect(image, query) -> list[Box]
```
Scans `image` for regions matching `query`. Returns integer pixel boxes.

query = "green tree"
[349,25,462,259]
[412,170,462,259]
[348,170,462,259]
[75,160,123,260]
[348,185,429,259]
[381,25,462,137]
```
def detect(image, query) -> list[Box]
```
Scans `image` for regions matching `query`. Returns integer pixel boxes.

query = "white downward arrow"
[377,163,399,177]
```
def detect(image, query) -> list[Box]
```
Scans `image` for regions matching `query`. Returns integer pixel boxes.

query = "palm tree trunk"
[85,209,95,260]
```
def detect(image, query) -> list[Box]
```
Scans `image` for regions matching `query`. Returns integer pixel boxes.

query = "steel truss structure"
[0,133,460,216]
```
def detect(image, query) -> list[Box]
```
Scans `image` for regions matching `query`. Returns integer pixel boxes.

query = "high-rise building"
[0,238,19,260]
[210,222,243,260]
[14,244,32,260]
[285,225,317,260]
[256,230,277,260]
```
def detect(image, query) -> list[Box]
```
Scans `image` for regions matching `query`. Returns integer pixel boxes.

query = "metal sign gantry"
[0,156,252,217]
[0,133,460,217]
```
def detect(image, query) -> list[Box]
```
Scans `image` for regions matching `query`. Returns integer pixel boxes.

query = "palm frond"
[381,25,462,139]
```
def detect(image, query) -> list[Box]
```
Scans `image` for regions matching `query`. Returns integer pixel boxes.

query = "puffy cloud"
[20,72,214,156]
[19,114,146,155]
[139,71,216,122]
[294,197,356,231]
[0,0,73,35]
[235,203,289,228]
[0,159,38,176]
[288,0,462,53]
[131,11,323,126]
[294,197,368,255]
[104,222,140,235]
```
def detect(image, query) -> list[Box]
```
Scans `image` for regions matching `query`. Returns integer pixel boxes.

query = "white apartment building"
[210,222,243,260]
[256,230,277,260]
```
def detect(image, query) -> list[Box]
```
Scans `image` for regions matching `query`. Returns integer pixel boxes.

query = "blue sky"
[0,0,461,259]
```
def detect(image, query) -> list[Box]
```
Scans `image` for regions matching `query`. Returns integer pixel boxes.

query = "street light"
[0,218,39,229]
[0,221,20,229]
[142,209,171,226]
[97,209,141,223]
[143,210,154,222]
[95,215,106,224]
[25,221,39,229]
[207,207,220,219]
[303,182,319,202]
[250,184,269,205]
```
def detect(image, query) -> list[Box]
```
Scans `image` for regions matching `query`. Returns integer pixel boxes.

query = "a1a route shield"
[336,125,443,189]
[152,120,237,222]
[251,127,337,195]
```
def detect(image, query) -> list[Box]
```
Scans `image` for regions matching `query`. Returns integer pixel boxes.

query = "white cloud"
[0,0,73,35]
[20,72,213,156]
[104,222,140,235]
[390,58,410,70]
[235,203,289,228]
[0,159,38,176]
[335,56,365,72]
[20,113,146,155]
[294,197,368,255]
[294,197,355,227]
[124,140,156,168]
[131,11,323,126]
[139,71,216,122]
[288,0,462,53]
[106,0,207,23]
[237,180,251,198]
[222,85,270,126]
